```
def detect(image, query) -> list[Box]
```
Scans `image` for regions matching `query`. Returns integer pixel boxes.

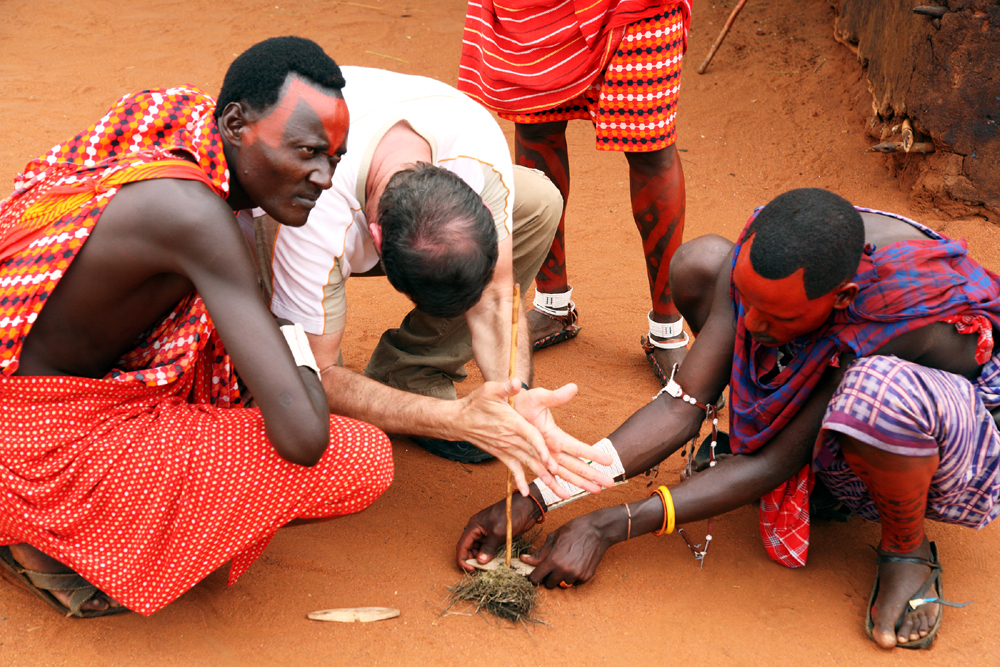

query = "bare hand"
[455,495,540,571]
[520,511,615,588]
[511,381,615,496]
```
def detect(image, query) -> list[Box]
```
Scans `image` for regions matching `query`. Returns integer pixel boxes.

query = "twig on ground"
[697,0,748,74]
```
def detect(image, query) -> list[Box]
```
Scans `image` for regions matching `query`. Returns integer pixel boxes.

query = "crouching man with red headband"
[458,187,1000,650]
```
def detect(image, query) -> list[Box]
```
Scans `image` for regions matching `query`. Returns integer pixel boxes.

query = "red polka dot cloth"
[0,89,394,615]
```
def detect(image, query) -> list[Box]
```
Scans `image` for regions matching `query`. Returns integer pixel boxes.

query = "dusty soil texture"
[2,1,1000,665]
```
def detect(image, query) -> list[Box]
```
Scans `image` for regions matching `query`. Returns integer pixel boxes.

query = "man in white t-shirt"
[245,67,606,484]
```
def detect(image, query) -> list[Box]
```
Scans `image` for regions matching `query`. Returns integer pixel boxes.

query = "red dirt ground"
[2,1,998,665]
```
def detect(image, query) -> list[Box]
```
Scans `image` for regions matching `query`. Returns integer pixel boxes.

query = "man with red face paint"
[458,0,693,383]
[248,67,617,495]
[458,188,1000,649]
[0,37,396,617]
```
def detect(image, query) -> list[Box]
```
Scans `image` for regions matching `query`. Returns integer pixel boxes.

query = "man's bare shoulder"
[108,177,234,233]
[97,177,244,261]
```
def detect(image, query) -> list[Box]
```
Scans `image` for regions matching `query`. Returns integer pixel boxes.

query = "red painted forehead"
[245,76,348,152]
[734,233,832,321]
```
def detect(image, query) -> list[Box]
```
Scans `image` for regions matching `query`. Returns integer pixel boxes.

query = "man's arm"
[307,329,614,499]
[458,249,740,568]
[139,180,331,466]
[465,234,532,383]
[518,361,846,588]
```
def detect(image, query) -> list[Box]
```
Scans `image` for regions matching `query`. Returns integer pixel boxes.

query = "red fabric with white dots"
[0,89,395,615]
[0,372,393,615]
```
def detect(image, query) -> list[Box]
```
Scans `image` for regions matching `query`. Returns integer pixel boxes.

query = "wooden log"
[465,556,537,577]
[697,0,748,74]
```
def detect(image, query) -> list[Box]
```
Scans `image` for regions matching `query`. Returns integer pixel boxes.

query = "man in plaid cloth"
[458,188,1000,650]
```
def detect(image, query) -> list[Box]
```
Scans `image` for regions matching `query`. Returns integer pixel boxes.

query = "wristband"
[279,323,322,382]
[532,437,627,510]
[522,491,546,524]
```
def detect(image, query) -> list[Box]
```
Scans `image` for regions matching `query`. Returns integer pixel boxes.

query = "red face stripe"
[733,234,839,346]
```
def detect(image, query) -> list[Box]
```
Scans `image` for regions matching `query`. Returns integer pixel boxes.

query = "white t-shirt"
[249,66,515,335]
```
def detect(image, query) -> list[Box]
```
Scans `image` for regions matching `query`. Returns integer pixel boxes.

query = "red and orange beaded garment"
[459,0,690,151]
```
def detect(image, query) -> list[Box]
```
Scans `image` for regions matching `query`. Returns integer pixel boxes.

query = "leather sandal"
[866,542,970,649]
[0,545,127,618]
[641,312,690,386]
[532,303,581,351]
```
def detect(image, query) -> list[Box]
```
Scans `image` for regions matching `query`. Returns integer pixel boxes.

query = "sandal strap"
[870,544,938,570]
[532,300,578,323]
[66,584,103,617]
[909,595,972,610]
[22,568,94,592]
[645,330,689,350]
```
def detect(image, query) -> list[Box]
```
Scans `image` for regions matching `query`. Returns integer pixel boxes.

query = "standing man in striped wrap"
[459,0,693,382]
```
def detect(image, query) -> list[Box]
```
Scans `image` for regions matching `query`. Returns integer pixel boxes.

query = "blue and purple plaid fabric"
[818,355,1000,527]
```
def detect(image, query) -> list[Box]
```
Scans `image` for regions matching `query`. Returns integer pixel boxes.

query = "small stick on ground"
[697,0,748,74]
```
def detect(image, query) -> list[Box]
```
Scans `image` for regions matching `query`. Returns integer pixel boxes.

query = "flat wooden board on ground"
[307,607,400,623]
[465,557,536,576]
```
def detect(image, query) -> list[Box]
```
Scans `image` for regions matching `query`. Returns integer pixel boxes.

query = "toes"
[875,628,899,649]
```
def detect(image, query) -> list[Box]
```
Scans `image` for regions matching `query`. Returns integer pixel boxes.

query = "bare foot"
[8,543,120,613]
[870,539,940,648]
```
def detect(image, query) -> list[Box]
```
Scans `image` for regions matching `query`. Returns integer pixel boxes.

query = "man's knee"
[515,120,569,143]
[669,234,733,329]
[625,144,678,175]
[513,165,563,229]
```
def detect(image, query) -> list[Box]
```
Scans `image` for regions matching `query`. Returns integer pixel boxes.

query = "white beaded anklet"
[533,286,575,318]
[646,311,689,350]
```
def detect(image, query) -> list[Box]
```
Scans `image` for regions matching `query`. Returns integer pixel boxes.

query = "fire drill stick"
[505,284,521,567]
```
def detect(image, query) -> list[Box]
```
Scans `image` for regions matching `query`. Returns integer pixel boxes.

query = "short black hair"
[377,163,499,318]
[747,188,864,299]
[215,36,345,119]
